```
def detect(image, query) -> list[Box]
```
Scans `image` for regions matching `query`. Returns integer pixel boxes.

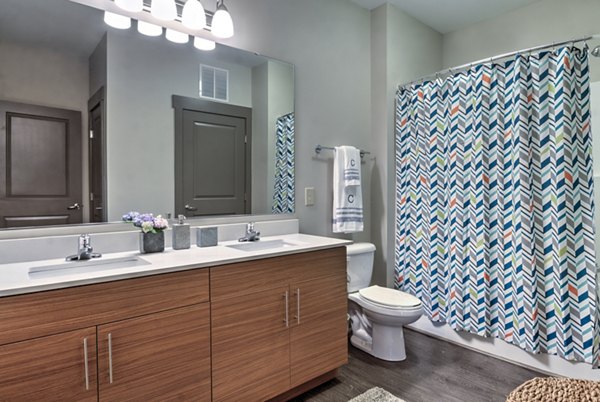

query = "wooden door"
[211,286,291,402]
[0,101,82,228]
[0,327,97,401]
[173,95,252,217]
[88,89,105,223]
[97,304,211,402]
[289,260,348,387]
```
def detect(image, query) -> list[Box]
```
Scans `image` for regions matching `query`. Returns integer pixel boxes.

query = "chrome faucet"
[66,234,102,261]
[238,222,260,242]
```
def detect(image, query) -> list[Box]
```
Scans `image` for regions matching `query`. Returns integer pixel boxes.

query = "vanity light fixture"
[137,20,163,36]
[151,0,177,21]
[194,37,216,51]
[104,11,131,29]
[166,28,189,44]
[182,0,206,30]
[115,0,143,12]
[212,0,234,38]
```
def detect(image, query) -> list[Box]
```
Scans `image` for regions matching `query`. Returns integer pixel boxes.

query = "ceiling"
[349,0,542,33]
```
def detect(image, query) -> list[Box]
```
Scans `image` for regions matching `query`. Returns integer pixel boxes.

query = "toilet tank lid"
[346,242,376,255]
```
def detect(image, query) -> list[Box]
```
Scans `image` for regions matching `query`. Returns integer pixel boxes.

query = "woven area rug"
[349,387,406,402]
[506,377,600,402]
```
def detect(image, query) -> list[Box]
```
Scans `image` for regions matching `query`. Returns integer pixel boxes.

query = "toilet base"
[350,322,407,362]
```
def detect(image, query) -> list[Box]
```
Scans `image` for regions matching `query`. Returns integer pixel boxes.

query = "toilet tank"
[346,243,376,293]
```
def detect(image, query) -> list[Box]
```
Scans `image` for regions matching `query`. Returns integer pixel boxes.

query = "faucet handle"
[78,234,91,251]
[247,222,255,231]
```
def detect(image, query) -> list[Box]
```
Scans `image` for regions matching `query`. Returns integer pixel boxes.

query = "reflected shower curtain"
[272,113,295,214]
[395,47,599,365]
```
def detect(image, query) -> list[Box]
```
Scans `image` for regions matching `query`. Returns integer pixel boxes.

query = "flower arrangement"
[122,211,169,234]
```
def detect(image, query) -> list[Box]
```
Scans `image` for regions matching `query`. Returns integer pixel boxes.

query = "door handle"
[67,202,81,210]
[184,204,198,211]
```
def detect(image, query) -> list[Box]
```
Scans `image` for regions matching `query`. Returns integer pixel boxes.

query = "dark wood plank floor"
[293,329,544,402]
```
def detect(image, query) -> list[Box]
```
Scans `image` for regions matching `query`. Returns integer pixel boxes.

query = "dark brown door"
[173,96,252,217]
[88,90,105,223]
[0,101,82,228]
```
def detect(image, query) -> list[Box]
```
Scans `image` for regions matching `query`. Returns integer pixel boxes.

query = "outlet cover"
[305,187,315,206]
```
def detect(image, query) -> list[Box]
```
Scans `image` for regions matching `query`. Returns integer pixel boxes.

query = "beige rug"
[349,387,407,402]
[506,377,600,402]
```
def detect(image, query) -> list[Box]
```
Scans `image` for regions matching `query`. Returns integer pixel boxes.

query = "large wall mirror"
[0,0,295,229]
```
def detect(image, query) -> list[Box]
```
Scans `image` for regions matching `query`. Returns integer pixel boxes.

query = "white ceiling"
[350,0,541,33]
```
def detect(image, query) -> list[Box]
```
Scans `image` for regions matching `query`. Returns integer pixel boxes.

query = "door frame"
[87,87,107,222]
[172,95,252,216]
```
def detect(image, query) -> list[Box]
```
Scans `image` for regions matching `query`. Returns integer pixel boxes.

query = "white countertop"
[0,234,351,297]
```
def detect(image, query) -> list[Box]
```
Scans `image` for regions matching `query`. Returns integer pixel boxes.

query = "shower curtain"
[272,113,295,214]
[395,46,599,366]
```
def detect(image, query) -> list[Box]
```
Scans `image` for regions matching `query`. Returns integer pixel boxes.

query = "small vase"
[139,231,165,254]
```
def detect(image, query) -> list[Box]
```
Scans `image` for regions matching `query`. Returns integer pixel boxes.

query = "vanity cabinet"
[210,247,348,402]
[0,327,97,402]
[0,269,210,401]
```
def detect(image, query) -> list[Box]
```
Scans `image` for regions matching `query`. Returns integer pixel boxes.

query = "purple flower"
[133,213,154,228]
[122,211,140,222]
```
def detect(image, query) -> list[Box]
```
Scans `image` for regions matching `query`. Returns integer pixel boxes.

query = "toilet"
[346,243,423,361]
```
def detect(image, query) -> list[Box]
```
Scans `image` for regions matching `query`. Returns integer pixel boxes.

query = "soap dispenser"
[172,215,191,250]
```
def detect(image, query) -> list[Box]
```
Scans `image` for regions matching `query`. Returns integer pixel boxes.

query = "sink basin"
[29,256,150,278]
[226,239,300,252]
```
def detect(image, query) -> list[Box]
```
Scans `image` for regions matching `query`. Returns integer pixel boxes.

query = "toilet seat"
[358,285,421,310]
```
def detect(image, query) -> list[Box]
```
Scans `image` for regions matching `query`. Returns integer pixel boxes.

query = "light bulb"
[212,0,234,38]
[104,11,131,29]
[194,37,215,51]
[138,21,163,37]
[151,0,177,21]
[115,0,143,12]
[166,29,189,44]
[182,0,206,30]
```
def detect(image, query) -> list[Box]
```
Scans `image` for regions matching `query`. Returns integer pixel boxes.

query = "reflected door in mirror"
[175,96,252,217]
[0,101,82,228]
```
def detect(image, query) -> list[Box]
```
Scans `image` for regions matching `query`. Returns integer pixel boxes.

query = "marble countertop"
[0,234,351,297]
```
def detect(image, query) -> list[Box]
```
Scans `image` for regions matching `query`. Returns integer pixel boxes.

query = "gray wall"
[217,0,373,242]
[251,62,269,213]
[370,4,443,287]
[104,30,253,220]
[0,39,91,221]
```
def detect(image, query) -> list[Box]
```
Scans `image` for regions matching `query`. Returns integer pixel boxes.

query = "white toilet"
[346,243,423,361]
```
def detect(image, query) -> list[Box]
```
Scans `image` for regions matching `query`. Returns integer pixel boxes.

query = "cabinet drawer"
[287,247,346,282]
[0,269,209,346]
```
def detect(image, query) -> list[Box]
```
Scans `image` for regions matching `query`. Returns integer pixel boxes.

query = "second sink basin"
[29,256,150,278]
[226,239,300,252]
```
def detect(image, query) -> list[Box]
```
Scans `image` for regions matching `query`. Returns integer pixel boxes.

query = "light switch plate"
[305,187,315,206]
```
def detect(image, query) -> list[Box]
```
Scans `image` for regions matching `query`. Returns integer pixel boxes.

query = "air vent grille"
[200,65,229,102]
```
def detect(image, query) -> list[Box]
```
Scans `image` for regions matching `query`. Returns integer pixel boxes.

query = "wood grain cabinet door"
[290,273,348,388]
[211,286,291,402]
[0,327,97,402]
[97,304,211,402]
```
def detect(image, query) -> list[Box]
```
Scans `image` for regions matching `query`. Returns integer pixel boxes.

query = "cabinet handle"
[108,333,114,384]
[295,288,301,324]
[284,291,289,328]
[83,337,90,391]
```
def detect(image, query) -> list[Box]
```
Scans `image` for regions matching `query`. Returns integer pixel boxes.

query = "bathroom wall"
[407,0,600,380]
[370,3,443,287]
[104,29,254,220]
[216,0,373,244]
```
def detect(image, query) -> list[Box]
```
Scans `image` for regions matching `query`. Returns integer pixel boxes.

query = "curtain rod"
[397,33,600,91]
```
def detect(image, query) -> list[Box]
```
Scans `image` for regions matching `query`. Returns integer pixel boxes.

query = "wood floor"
[292,329,544,402]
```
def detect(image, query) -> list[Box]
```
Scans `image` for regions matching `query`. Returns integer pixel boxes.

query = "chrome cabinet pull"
[295,288,301,324]
[108,333,114,384]
[83,338,90,391]
[284,291,289,327]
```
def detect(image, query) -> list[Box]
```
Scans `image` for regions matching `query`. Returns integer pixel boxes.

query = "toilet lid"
[359,285,421,308]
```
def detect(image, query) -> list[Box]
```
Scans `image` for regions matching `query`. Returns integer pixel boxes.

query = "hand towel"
[333,146,363,233]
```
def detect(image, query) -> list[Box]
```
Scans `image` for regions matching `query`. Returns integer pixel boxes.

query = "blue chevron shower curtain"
[395,46,599,365]
[272,113,295,213]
